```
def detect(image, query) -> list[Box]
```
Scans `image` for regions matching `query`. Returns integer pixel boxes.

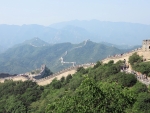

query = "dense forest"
[0,53,150,113]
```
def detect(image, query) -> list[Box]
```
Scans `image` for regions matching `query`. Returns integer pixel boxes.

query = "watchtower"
[142,40,150,51]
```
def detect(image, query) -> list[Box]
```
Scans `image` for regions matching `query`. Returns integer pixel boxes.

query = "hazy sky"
[0,0,150,25]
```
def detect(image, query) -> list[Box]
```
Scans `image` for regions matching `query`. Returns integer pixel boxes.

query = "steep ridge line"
[72,39,88,50]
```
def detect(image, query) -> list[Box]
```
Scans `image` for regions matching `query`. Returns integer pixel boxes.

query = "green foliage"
[109,72,137,87]
[99,82,135,113]
[65,74,72,83]
[68,76,83,91]
[1,58,150,112]
[132,82,148,94]
[129,53,150,76]
[46,78,135,113]
[108,60,114,65]
[0,41,124,74]
[4,95,26,113]
[50,79,62,89]
[60,76,65,83]
[88,60,121,81]
[129,52,142,65]
[0,80,43,112]
[133,92,150,113]
[93,61,102,69]
[77,67,88,74]
[135,62,150,76]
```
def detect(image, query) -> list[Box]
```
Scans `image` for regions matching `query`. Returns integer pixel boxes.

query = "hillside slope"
[0,39,125,74]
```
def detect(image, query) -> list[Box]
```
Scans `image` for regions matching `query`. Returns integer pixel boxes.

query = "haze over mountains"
[0,20,150,50]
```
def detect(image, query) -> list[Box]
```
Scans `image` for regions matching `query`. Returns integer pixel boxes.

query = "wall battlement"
[0,63,95,86]
[102,48,143,64]
[103,39,150,64]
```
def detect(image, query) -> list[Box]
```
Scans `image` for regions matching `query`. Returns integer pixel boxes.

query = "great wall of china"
[102,39,150,64]
[102,48,150,64]
[0,63,95,86]
[0,40,150,86]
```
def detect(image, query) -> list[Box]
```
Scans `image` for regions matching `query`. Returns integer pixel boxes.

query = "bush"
[132,82,147,94]
[109,72,137,87]
[93,61,102,69]
[77,67,88,74]
[51,79,62,89]
[129,53,142,66]
[66,74,72,83]
[133,92,150,113]
[60,76,65,83]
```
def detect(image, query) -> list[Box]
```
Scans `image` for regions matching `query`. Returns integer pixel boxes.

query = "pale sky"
[0,0,150,25]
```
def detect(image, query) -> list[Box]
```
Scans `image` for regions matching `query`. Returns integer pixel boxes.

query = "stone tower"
[142,40,150,51]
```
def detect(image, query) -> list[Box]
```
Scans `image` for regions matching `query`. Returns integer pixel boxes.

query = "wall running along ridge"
[1,40,150,86]
[0,63,95,86]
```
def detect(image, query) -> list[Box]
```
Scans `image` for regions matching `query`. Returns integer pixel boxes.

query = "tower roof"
[143,39,150,41]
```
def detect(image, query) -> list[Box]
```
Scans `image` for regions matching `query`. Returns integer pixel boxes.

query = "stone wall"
[26,65,46,79]
[0,63,95,85]
[33,65,46,79]
[36,63,95,86]
[0,46,149,86]
[0,75,28,83]
[102,48,143,64]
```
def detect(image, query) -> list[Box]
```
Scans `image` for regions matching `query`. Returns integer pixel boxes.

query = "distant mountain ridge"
[0,45,6,53]
[0,20,150,49]
[21,37,50,47]
[50,20,150,44]
[0,38,131,74]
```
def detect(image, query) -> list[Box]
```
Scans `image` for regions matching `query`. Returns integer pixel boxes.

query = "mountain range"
[0,38,135,74]
[0,20,150,50]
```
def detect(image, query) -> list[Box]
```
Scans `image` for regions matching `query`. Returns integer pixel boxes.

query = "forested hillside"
[1,54,150,113]
[0,39,126,74]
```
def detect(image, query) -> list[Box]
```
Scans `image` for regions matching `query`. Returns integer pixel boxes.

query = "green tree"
[93,61,102,69]
[129,52,142,66]
[132,82,148,94]
[65,74,72,83]
[50,79,62,89]
[46,78,135,113]
[0,80,43,112]
[4,96,26,113]
[133,92,150,113]
[137,62,150,76]
[60,76,65,83]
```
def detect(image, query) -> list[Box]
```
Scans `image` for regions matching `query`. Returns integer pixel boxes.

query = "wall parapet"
[102,48,142,63]
[35,63,95,82]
